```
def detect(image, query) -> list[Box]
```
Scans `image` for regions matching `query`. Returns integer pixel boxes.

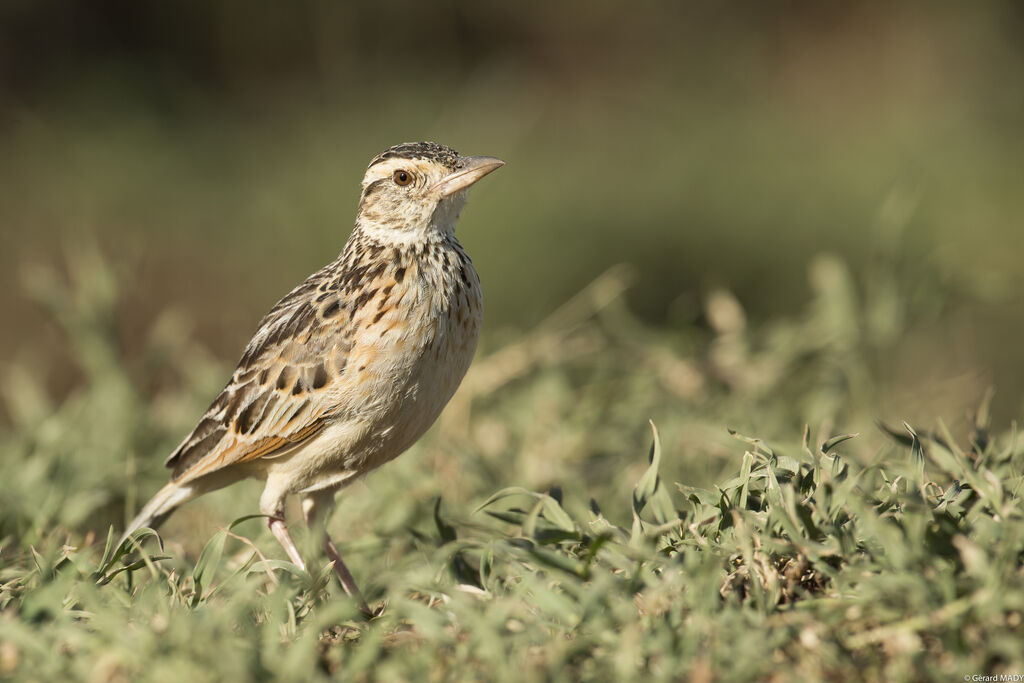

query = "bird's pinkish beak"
[433,156,505,197]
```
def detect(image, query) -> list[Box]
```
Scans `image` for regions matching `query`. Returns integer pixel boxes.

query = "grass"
[2,245,1023,682]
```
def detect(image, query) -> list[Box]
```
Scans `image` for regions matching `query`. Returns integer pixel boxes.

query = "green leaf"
[205,551,256,601]
[677,485,718,507]
[633,420,664,514]
[100,555,172,584]
[509,539,588,579]
[540,496,577,533]
[738,451,754,510]
[95,527,162,580]
[96,525,117,572]
[434,497,457,544]
[484,509,529,526]
[522,498,545,539]
[477,487,576,534]
[904,421,926,491]
[776,455,802,477]
[192,530,228,600]
[821,433,858,454]
[474,487,542,514]
[228,514,270,530]
[727,428,775,457]
[246,560,306,577]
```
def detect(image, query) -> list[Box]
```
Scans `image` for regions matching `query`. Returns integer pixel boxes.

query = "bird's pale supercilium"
[120,142,504,613]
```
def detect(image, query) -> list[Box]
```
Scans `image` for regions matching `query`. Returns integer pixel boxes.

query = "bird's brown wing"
[165,260,361,482]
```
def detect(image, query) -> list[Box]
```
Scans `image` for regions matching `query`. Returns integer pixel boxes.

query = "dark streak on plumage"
[173,427,226,479]
[285,399,309,427]
[352,288,378,315]
[190,417,223,444]
[237,392,272,434]
[276,366,296,391]
[322,300,342,319]
[223,390,245,422]
[338,261,388,293]
[367,142,460,171]
[360,178,386,202]
[312,363,329,389]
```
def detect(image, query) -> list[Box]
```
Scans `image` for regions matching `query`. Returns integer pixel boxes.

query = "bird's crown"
[368,142,460,171]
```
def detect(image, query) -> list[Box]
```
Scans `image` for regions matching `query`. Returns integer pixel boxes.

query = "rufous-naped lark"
[121,142,503,613]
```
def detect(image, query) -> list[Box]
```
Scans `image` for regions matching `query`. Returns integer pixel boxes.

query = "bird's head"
[355,142,504,242]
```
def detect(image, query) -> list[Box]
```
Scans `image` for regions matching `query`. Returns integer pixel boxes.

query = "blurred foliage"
[2,240,1023,680]
[2,0,1024,420]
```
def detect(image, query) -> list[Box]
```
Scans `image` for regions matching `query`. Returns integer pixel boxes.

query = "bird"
[119,142,504,614]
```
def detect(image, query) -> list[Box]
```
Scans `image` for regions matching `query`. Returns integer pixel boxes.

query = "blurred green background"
[2,0,1023,425]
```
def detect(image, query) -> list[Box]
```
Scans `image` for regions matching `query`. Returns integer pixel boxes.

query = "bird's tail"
[118,480,198,548]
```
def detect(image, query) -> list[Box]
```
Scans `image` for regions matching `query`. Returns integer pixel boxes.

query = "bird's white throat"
[355,191,468,246]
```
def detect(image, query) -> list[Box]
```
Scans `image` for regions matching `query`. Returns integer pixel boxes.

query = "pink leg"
[303,491,372,616]
[268,517,306,570]
[324,536,371,615]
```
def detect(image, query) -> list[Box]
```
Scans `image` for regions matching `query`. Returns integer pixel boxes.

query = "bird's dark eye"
[393,170,413,186]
